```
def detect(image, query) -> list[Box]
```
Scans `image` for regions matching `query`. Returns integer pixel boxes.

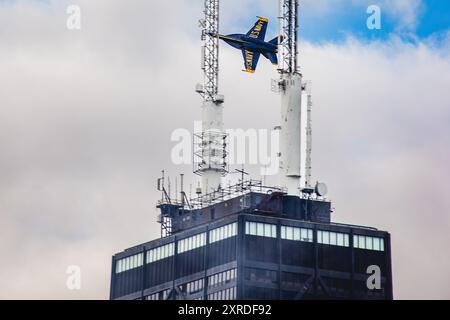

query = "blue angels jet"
[216,17,281,73]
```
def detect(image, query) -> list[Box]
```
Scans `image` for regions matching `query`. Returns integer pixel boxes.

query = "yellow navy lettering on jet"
[245,50,254,69]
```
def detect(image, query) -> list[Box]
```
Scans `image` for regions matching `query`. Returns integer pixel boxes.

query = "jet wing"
[246,17,268,41]
[242,49,260,73]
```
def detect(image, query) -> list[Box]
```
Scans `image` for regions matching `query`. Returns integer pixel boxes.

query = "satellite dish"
[315,182,328,197]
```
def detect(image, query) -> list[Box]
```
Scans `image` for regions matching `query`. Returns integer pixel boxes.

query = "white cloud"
[0,0,449,300]
[380,0,424,31]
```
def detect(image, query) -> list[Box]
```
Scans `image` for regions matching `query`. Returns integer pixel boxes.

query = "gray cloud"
[0,0,449,299]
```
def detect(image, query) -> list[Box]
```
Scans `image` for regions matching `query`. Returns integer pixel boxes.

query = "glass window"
[344,234,349,247]
[293,227,300,241]
[317,231,323,243]
[271,225,277,238]
[281,226,286,239]
[380,239,385,251]
[359,235,365,249]
[323,231,330,244]
[256,223,263,236]
[264,224,271,237]
[373,237,380,251]
[308,229,313,242]
[250,222,257,235]
[330,232,337,245]
[195,235,200,248]
[366,236,373,250]
[149,250,153,263]
[337,233,344,246]
[179,240,184,253]
[300,228,307,241]
[288,226,294,240]
[353,235,359,248]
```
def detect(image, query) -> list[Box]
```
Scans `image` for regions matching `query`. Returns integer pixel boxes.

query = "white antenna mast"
[277,0,303,195]
[194,0,228,194]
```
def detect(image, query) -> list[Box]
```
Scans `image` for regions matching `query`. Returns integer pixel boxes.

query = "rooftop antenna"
[277,0,302,195]
[167,176,172,200]
[194,0,228,194]
[304,81,313,188]
[235,166,249,188]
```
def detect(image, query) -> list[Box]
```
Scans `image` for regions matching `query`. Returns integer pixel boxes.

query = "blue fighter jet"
[217,17,281,73]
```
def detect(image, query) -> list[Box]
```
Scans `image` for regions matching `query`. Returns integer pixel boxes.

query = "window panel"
[293,227,300,241]
[360,236,366,249]
[353,235,359,249]
[250,222,257,235]
[373,237,380,251]
[264,224,271,237]
[365,236,373,250]
[330,232,337,245]
[337,233,344,246]
[300,228,307,241]
[288,227,294,240]
[281,226,286,239]
[256,223,263,236]
[271,225,277,238]
[323,231,330,244]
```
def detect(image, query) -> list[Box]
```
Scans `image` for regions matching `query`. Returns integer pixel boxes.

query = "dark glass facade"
[110,194,393,300]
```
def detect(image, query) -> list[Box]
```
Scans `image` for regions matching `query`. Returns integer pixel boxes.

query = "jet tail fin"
[269,35,284,46]
[263,51,278,65]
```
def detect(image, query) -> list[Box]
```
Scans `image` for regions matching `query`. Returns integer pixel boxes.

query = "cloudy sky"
[0,0,449,299]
